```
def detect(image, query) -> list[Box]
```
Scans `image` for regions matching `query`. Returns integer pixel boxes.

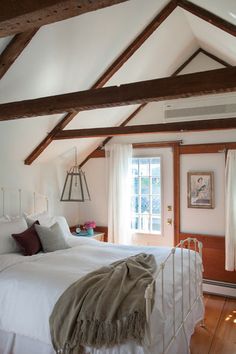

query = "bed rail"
[145,237,203,353]
[1,187,49,217]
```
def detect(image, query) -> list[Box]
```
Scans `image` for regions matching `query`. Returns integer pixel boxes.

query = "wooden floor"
[190,294,236,354]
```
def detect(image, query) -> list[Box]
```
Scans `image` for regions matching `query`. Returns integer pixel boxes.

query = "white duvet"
[0,236,204,354]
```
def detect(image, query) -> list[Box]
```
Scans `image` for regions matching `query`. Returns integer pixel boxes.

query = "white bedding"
[0,236,204,354]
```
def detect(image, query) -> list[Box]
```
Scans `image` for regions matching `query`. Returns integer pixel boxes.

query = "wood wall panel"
[180,233,236,283]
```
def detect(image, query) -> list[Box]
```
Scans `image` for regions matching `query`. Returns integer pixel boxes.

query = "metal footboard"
[145,238,203,353]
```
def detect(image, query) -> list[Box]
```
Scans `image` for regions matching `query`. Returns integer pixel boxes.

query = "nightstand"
[72,231,105,242]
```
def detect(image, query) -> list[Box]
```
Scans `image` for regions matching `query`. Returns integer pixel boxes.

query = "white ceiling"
[0,0,235,165]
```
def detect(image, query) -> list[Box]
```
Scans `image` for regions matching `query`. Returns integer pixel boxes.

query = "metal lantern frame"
[60,148,91,202]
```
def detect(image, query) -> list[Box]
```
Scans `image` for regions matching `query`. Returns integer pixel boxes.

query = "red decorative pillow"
[12,221,42,256]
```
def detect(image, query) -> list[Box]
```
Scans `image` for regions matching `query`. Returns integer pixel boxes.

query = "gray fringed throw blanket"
[50,252,157,354]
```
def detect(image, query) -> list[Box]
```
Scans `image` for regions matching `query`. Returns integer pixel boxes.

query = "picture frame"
[187,171,214,209]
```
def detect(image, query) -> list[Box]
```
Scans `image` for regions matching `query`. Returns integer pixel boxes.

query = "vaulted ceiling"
[0,0,235,166]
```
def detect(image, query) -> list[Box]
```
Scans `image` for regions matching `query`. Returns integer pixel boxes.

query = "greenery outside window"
[131,157,161,234]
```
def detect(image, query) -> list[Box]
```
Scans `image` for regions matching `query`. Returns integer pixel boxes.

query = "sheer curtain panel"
[105,144,132,244]
[225,150,236,271]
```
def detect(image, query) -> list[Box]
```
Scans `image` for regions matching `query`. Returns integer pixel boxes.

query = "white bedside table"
[72,231,105,242]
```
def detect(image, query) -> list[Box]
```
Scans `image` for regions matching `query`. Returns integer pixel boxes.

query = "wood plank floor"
[190,294,236,354]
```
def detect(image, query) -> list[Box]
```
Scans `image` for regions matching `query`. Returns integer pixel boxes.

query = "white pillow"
[24,211,52,227]
[52,216,71,238]
[35,222,70,253]
[24,213,71,238]
[0,217,28,254]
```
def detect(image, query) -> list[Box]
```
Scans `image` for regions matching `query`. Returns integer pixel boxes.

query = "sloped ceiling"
[0,0,235,165]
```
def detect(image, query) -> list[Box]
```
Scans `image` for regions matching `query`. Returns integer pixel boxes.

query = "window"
[131,157,161,234]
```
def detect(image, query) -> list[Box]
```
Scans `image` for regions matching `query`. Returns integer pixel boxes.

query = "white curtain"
[105,143,132,244]
[225,150,236,271]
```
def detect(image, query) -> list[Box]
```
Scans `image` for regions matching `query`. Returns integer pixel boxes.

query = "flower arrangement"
[84,221,96,230]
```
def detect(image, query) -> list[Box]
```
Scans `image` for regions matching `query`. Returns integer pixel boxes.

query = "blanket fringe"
[66,311,146,352]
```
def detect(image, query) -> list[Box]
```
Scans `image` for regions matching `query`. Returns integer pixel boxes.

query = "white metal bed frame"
[1,187,49,217]
[0,187,203,353]
[145,237,204,354]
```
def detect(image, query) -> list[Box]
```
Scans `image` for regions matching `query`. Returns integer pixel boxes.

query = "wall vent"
[164,93,236,122]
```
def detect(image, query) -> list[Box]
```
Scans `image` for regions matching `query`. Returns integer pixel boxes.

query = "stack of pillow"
[0,213,71,256]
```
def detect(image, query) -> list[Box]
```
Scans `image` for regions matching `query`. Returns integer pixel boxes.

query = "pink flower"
[84,221,96,229]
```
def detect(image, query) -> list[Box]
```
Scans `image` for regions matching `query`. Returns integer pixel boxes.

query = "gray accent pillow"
[35,222,70,253]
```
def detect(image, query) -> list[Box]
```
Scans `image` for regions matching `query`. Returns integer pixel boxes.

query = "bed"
[0,189,204,354]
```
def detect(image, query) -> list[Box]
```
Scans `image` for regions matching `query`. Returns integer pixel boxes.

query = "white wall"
[0,48,234,239]
[180,153,225,236]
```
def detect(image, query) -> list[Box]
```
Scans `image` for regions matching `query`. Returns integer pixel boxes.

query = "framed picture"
[187,171,214,209]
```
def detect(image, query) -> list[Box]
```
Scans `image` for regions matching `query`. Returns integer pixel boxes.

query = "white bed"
[0,235,204,354]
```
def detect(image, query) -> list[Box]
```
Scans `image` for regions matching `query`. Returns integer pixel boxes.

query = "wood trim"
[0,29,38,80]
[173,144,180,245]
[82,141,182,160]
[180,141,236,154]
[179,233,236,283]
[199,48,232,68]
[177,0,236,37]
[2,66,236,121]
[54,117,236,140]
[24,1,177,165]
[0,0,128,38]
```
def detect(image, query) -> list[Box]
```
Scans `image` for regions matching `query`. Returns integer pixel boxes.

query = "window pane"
[132,159,139,176]
[141,177,149,194]
[152,217,161,232]
[132,177,139,195]
[151,158,160,176]
[131,196,139,213]
[152,196,161,214]
[152,177,160,194]
[140,159,149,176]
[140,214,149,231]
[131,216,139,230]
[141,196,150,213]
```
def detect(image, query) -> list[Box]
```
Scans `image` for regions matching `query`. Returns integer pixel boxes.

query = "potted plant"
[84,221,96,236]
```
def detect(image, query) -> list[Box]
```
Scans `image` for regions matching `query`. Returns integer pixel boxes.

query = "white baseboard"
[203,279,236,298]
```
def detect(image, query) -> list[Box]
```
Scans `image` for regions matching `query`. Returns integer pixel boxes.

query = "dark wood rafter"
[177,0,236,37]
[172,48,201,76]
[1,66,236,121]
[100,104,147,148]
[180,141,236,154]
[24,0,177,165]
[79,104,147,167]
[0,0,129,38]
[79,47,230,167]
[199,49,232,68]
[54,117,236,140]
[0,29,38,80]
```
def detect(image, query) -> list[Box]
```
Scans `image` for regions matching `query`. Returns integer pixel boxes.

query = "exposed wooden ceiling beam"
[0,0,128,38]
[177,0,236,37]
[54,117,236,139]
[79,48,203,167]
[24,0,177,165]
[0,29,38,80]
[1,66,235,121]
[199,48,232,68]
[79,104,147,167]
[80,48,232,166]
